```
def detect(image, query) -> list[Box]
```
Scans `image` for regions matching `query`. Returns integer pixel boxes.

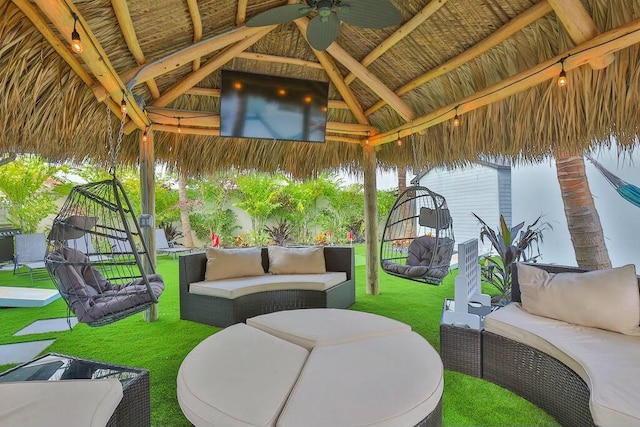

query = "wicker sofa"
[179,246,355,327]
[482,263,640,427]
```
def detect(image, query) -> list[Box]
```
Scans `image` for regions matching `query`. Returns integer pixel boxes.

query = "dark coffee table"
[0,353,150,427]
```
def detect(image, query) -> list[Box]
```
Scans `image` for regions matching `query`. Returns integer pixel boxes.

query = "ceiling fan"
[245,0,403,51]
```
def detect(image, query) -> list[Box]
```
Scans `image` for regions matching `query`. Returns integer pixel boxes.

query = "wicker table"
[440,299,498,378]
[0,353,150,427]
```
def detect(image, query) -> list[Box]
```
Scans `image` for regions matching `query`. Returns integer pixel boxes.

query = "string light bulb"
[70,13,83,54]
[142,128,148,142]
[364,131,369,146]
[396,133,402,147]
[120,90,127,115]
[557,61,568,88]
[177,118,182,134]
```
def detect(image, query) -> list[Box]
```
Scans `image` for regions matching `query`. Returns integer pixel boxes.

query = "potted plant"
[472,213,552,305]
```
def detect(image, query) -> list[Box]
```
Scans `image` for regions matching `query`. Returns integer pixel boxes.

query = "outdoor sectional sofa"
[482,263,640,427]
[179,246,355,327]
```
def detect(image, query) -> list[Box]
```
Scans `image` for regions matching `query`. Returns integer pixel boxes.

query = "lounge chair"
[13,233,48,283]
[155,229,191,260]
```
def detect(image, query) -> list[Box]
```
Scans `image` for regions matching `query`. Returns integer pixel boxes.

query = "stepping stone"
[0,287,60,308]
[14,318,78,336]
[0,340,56,365]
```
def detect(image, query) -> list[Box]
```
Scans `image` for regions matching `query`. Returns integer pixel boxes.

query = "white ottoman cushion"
[177,323,309,427]
[247,308,411,349]
[277,332,443,427]
[0,379,123,427]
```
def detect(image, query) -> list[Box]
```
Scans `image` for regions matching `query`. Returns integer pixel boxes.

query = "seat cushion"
[276,332,443,427]
[189,272,347,299]
[0,379,122,427]
[485,303,640,427]
[248,308,411,350]
[177,323,309,427]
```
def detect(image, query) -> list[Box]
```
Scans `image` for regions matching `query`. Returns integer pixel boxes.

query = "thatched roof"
[0,0,639,177]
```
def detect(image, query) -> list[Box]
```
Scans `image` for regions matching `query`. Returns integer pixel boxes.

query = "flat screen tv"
[220,70,329,143]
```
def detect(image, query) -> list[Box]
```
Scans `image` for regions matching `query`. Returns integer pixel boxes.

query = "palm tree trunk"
[555,153,611,269]
[178,171,195,248]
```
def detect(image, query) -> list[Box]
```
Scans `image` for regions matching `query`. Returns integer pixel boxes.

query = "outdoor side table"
[0,352,150,427]
[440,299,497,378]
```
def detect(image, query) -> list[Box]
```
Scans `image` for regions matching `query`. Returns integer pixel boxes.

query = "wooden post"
[139,128,158,322]
[363,144,379,295]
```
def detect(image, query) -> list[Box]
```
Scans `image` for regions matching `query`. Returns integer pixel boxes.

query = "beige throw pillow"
[268,246,326,274]
[205,247,265,281]
[517,263,640,336]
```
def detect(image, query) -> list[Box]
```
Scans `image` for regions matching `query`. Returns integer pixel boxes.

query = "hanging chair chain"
[106,99,127,175]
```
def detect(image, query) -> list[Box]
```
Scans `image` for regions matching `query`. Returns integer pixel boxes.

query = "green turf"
[0,249,558,427]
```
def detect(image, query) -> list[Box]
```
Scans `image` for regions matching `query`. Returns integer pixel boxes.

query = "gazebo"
[1,0,638,297]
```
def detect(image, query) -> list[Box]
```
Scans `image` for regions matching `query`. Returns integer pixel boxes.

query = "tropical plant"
[473,213,552,303]
[233,173,284,232]
[0,155,63,233]
[264,219,293,246]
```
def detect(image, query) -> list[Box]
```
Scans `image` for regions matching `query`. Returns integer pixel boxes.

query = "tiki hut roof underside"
[0,0,639,176]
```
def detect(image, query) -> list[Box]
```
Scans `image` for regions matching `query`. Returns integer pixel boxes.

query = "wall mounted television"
[220,70,329,143]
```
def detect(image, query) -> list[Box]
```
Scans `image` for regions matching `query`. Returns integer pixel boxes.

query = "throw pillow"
[205,247,265,281]
[517,263,640,336]
[268,246,326,274]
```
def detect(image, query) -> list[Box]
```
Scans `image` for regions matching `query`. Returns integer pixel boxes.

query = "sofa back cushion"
[517,263,640,336]
[268,246,326,274]
[205,247,265,281]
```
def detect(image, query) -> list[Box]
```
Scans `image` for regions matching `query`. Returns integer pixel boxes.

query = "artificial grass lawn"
[0,248,558,427]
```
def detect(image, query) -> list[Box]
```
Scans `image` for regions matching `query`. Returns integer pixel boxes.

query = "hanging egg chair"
[45,178,165,326]
[380,186,455,285]
[44,100,164,327]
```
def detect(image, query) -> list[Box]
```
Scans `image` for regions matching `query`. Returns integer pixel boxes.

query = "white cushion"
[268,246,326,274]
[0,379,123,427]
[248,308,411,350]
[190,272,347,299]
[277,332,443,427]
[177,323,309,427]
[517,263,640,335]
[205,247,265,281]
[485,303,640,427]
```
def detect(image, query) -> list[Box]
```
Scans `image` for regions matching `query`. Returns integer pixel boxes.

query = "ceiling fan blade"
[306,13,340,51]
[336,0,403,28]
[246,4,312,27]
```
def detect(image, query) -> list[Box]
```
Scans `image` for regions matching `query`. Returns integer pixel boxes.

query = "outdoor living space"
[2,0,640,426]
[0,246,559,426]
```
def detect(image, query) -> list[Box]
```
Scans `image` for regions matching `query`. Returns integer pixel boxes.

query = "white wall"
[420,164,502,254]
[512,146,640,268]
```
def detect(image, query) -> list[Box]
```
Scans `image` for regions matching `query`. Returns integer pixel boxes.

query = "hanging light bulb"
[452,107,461,127]
[120,91,127,115]
[364,131,369,145]
[70,13,83,54]
[557,61,568,88]
[396,132,402,147]
[177,118,182,134]
[142,128,148,142]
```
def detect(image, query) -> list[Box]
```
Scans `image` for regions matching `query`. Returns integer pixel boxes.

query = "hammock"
[586,155,640,208]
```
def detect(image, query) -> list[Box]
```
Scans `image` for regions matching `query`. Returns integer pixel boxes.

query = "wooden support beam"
[127,26,272,88]
[237,0,248,26]
[236,52,324,69]
[139,128,158,322]
[111,0,160,98]
[366,0,554,116]
[370,18,640,146]
[33,0,148,130]
[547,0,615,69]
[293,20,369,125]
[186,0,203,70]
[363,144,379,295]
[344,0,449,85]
